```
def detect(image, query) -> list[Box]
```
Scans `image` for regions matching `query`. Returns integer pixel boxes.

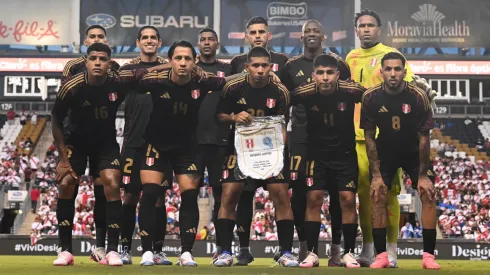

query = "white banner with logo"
[8,190,28,202]
[235,116,285,180]
[0,0,74,45]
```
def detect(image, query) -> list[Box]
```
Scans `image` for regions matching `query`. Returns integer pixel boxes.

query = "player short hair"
[381,52,406,68]
[168,40,197,59]
[246,16,268,30]
[137,25,160,40]
[198,28,218,41]
[247,46,271,63]
[87,43,112,57]
[302,19,324,33]
[85,25,107,36]
[313,54,339,70]
[354,9,382,27]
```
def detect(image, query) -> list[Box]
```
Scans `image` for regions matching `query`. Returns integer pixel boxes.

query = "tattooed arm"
[365,129,382,179]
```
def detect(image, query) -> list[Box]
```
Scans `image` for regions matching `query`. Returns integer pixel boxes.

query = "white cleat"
[140,251,154,266]
[213,252,234,267]
[53,250,74,266]
[178,251,198,267]
[106,251,123,266]
[299,252,319,268]
[343,253,360,268]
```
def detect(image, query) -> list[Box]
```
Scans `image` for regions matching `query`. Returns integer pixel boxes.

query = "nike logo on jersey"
[237,98,247,104]
[160,92,171,99]
[378,106,389,112]
[81,100,91,107]
[296,70,304,77]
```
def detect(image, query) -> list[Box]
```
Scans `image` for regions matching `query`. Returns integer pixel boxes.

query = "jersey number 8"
[392,116,400,131]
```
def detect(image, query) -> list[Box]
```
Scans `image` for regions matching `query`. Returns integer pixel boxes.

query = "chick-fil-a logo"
[0,20,60,42]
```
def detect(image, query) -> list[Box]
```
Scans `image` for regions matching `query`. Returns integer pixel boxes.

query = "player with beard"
[117,26,173,266]
[361,52,439,269]
[195,28,232,259]
[280,20,350,265]
[229,16,288,266]
[60,25,120,265]
[213,46,297,267]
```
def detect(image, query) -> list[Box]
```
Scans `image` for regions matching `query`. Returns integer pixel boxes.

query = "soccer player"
[281,19,350,264]
[229,16,288,265]
[61,24,120,264]
[213,46,298,268]
[195,28,232,259]
[360,52,439,270]
[291,54,363,268]
[52,43,128,266]
[117,26,173,266]
[134,40,226,267]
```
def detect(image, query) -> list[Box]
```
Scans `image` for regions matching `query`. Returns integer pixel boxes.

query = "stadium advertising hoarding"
[1,237,489,260]
[80,0,213,46]
[0,0,73,45]
[220,0,354,48]
[361,0,490,48]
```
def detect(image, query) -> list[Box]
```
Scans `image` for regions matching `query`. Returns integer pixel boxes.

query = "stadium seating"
[14,118,47,156]
[0,118,22,146]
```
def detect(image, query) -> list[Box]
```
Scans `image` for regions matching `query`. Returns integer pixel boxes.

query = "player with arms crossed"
[292,54,363,268]
[118,26,173,266]
[61,24,120,264]
[52,43,132,266]
[346,9,435,267]
[213,47,298,268]
[281,19,351,264]
[228,16,289,265]
[360,52,439,269]
[195,28,232,259]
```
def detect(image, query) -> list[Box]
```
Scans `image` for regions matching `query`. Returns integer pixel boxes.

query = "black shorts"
[305,151,358,193]
[377,151,435,190]
[196,144,227,187]
[289,142,307,183]
[66,138,120,179]
[141,142,200,176]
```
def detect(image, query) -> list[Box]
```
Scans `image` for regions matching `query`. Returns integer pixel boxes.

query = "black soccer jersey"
[292,81,365,154]
[360,82,433,154]
[138,69,226,151]
[283,53,351,144]
[196,60,232,146]
[62,56,120,83]
[119,57,167,148]
[230,50,288,77]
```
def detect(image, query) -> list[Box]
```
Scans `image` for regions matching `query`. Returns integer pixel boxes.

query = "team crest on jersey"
[266,98,276,108]
[402,104,411,114]
[246,139,254,149]
[337,102,346,111]
[306,177,314,187]
[222,170,229,179]
[271,63,279,72]
[217,71,225,77]
[191,89,200,99]
[370,58,377,67]
[146,157,154,167]
[109,92,118,101]
[290,172,298,181]
[122,176,130,185]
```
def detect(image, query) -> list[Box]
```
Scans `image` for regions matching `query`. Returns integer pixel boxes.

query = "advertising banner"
[0,0,73,45]
[361,0,490,47]
[220,0,354,48]
[1,236,489,260]
[80,0,213,46]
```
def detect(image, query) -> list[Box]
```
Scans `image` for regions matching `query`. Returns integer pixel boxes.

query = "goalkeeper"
[346,9,436,268]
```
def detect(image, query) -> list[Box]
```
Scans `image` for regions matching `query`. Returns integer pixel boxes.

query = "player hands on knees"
[361,52,440,270]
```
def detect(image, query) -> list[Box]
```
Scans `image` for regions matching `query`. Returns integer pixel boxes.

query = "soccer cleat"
[370,252,390,269]
[154,251,173,265]
[120,250,132,265]
[106,251,123,266]
[213,251,234,267]
[356,255,374,267]
[299,252,319,268]
[343,253,360,268]
[53,250,74,266]
[178,251,198,267]
[422,252,441,270]
[273,251,281,262]
[277,252,300,267]
[90,247,107,265]
[140,251,154,266]
[328,257,345,267]
[234,250,254,266]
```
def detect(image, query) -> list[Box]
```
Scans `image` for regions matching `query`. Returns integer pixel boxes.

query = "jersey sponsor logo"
[217,71,225,77]
[160,92,171,99]
[337,102,346,111]
[237,98,247,104]
[290,172,297,180]
[346,181,356,188]
[402,104,411,114]
[162,180,169,186]
[272,63,279,71]
[122,176,130,185]
[311,105,319,112]
[222,170,229,179]
[81,100,91,107]
[306,177,314,187]
[379,106,389,112]
[146,157,154,167]
[109,92,118,102]
[296,70,304,77]
[191,89,200,99]
[370,58,377,67]
[111,159,120,166]
[245,139,255,149]
[266,98,276,108]
[187,164,198,171]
